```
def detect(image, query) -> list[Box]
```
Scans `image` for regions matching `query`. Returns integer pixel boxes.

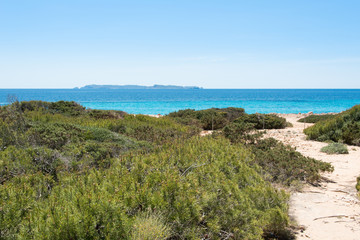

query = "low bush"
[250,138,334,185]
[0,146,60,184]
[168,107,245,130]
[222,121,260,144]
[48,101,86,116]
[304,105,360,146]
[19,100,86,116]
[168,108,290,131]
[320,143,349,154]
[356,176,360,192]
[88,109,127,119]
[234,114,288,130]
[1,101,335,239]
[27,122,84,149]
[0,137,292,240]
[222,126,334,186]
[1,101,194,180]
[298,114,336,123]
[131,211,171,240]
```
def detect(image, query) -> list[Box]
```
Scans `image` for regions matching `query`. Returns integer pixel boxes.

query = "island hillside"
[76,84,203,90]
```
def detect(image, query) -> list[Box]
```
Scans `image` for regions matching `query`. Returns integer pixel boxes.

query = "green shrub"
[27,122,84,149]
[168,108,288,131]
[298,114,336,123]
[0,146,61,184]
[222,126,333,186]
[320,143,349,154]
[0,120,23,148]
[19,100,52,112]
[19,100,86,116]
[20,100,103,117]
[304,105,360,145]
[0,173,55,239]
[88,109,127,119]
[0,137,291,240]
[131,211,171,240]
[250,138,333,185]
[168,107,245,130]
[234,114,287,129]
[49,101,86,116]
[0,106,28,147]
[3,101,334,239]
[0,146,35,184]
[222,121,260,144]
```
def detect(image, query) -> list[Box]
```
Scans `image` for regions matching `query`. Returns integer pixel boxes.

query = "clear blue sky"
[0,0,359,88]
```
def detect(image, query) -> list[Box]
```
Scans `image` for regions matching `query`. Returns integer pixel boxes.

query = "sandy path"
[264,114,360,240]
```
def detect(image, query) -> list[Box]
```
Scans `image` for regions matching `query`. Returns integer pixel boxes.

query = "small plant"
[131,212,171,240]
[320,143,349,154]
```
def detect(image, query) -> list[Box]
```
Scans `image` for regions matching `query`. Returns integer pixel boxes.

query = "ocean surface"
[0,89,359,115]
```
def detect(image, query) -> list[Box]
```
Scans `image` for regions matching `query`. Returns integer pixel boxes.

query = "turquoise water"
[0,89,359,115]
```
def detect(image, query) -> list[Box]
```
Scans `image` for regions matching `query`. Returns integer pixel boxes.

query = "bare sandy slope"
[264,114,360,239]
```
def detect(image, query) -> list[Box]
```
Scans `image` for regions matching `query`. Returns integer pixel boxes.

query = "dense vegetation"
[297,114,336,123]
[233,114,289,129]
[168,108,289,130]
[304,105,360,146]
[222,124,333,186]
[320,143,348,155]
[0,101,333,239]
[167,107,245,130]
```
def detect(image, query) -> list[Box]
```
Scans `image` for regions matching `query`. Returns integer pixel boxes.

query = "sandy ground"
[264,114,360,240]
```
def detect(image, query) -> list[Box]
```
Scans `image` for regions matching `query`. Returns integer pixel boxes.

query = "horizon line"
[1,88,360,90]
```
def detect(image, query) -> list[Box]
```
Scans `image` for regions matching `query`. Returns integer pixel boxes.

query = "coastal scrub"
[0,101,335,239]
[304,105,360,146]
[320,143,349,154]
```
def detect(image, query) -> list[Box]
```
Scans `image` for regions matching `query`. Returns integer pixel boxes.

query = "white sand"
[264,114,360,240]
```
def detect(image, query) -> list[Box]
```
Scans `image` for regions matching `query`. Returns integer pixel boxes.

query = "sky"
[0,0,359,89]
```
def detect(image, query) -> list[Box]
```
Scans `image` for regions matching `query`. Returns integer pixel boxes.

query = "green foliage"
[356,176,360,192]
[0,146,35,184]
[222,126,333,186]
[304,105,360,146]
[298,114,336,123]
[0,101,197,180]
[168,108,288,131]
[320,143,349,154]
[250,138,333,185]
[28,122,84,149]
[18,100,86,116]
[0,137,291,240]
[0,173,55,239]
[0,146,60,184]
[1,101,334,239]
[88,109,127,119]
[168,107,245,130]
[48,101,86,116]
[234,114,288,130]
[222,121,260,144]
[131,211,171,240]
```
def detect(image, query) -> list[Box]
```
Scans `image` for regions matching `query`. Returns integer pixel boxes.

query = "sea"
[0,89,359,115]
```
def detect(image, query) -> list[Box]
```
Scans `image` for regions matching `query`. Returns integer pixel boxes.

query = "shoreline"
[1,89,359,115]
[144,112,340,118]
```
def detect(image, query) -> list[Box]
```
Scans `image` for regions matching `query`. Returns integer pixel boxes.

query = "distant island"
[76,84,203,90]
